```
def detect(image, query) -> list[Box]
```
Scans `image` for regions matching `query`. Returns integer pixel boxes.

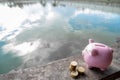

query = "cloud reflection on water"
[0,2,120,72]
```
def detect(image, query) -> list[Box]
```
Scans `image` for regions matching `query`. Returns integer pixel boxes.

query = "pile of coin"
[69,61,85,78]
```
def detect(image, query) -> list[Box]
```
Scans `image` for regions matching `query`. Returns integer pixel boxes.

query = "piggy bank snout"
[109,48,113,53]
[91,49,98,56]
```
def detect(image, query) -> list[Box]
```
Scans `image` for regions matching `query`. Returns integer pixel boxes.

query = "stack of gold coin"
[69,61,78,71]
[69,61,85,78]
[69,61,78,78]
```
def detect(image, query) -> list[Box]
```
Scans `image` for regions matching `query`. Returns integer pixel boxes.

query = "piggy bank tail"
[89,39,94,43]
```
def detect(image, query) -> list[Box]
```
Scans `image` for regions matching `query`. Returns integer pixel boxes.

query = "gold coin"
[70,61,78,66]
[70,71,78,78]
[77,66,85,73]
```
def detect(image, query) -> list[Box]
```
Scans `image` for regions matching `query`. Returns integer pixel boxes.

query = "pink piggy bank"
[82,39,113,71]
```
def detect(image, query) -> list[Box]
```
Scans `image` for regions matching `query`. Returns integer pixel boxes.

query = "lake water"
[0,1,120,74]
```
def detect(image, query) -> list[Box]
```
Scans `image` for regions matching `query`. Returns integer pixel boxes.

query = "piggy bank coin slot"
[95,44,105,47]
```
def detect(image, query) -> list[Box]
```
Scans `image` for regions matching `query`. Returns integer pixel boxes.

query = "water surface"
[0,1,120,74]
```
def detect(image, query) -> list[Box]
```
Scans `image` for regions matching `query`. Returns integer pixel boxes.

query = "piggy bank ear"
[91,49,98,56]
[89,39,94,43]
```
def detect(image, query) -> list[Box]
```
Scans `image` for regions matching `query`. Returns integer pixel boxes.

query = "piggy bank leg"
[87,64,93,69]
[100,68,106,71]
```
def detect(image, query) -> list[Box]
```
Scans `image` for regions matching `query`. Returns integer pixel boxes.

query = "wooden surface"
[0,54,120,80]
